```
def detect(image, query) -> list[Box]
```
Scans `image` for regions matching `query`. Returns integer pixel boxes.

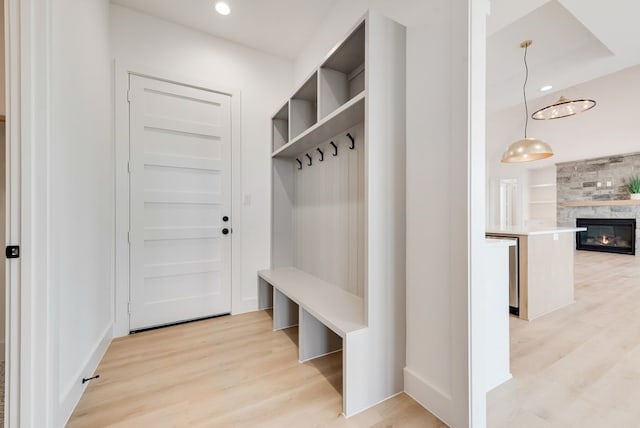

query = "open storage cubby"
[528,166,557,226]
[319,22,366,119]
[289,72,318,140]
[272,102,289,152]
[259,11,406,418]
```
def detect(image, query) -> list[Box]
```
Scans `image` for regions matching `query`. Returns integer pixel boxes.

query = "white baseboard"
[404,367,453,426]
[59,323,113,426]
[232,297,258,315]
[487,372,512,392]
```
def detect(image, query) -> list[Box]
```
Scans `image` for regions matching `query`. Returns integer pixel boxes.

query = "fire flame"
[602,235,610,245]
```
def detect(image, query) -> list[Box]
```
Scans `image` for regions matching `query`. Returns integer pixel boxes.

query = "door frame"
[5,0,55,426]
[113,62,242,337]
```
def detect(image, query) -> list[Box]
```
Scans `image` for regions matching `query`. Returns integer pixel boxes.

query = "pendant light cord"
[523,43,530,138]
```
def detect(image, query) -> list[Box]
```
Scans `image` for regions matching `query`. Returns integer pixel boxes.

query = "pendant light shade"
[532,96,596,120]
[501,137,554,163]
[501,40,553,164]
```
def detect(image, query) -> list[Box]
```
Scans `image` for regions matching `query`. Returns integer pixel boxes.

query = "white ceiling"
[110,0,339,59]
[487,0,640,112]
[111,0,640,113]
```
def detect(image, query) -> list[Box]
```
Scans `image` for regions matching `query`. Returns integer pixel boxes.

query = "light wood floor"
[67,310,445,427]
[68,251,639,427]
[488,251,640,427]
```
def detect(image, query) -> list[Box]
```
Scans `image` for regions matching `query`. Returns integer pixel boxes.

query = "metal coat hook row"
[330,141,338,156]
[317,148,324,162]
[296,158,302,170]
[305,153,313,166]
[347,133,355,150]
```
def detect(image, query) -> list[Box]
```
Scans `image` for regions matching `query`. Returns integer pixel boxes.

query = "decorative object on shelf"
[501,40,554,164]
[532,95,596,120]
[628,175,640,200]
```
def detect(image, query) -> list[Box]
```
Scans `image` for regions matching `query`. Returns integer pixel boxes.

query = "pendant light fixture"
[501,40,553,163]
[531,95,596,120]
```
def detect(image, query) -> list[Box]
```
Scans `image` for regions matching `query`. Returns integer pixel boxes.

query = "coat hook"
[317,148,324,162]
[296,158,302,170]
[347,133,355,150]
[305,153,312,166]
[330,141,338,156]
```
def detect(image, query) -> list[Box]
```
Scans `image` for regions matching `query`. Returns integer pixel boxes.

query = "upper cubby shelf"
[289,73,318,140]
[319,22,365,120]
[272,91,365,159]
[271,20,366,158]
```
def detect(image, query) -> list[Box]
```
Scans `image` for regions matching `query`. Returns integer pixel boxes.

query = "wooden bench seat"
[258,268,366,338]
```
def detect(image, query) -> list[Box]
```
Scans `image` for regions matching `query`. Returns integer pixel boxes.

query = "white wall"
[292,1,484,426]
[487,64,640,226]
[110,5,293,319]
[51,0,114,424]
[406,4,487,425]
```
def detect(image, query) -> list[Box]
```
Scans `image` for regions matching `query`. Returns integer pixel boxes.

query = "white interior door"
[129,75,232,331]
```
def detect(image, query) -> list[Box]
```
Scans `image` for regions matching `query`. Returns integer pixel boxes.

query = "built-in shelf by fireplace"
[576,218,636,255]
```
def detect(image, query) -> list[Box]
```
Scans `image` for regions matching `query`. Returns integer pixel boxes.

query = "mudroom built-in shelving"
[528,166,557,226]
[259,11,406,418]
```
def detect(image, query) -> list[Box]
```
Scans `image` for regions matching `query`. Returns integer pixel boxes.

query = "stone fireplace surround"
[556,152,640,255]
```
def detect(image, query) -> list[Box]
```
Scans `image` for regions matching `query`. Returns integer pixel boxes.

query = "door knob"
[222,228,230,235]
[223,216,229,222]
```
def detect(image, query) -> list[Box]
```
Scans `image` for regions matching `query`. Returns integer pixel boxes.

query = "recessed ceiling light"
[540,85,553,92]
[215,1,231,15]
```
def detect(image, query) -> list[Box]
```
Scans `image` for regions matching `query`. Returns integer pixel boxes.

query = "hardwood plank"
[67,310,442,427]
[488,251,640,427]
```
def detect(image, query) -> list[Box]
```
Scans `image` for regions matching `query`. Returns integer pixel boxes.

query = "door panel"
[129,75,232,331]
[144,238,221,266]
[143,128,222,160]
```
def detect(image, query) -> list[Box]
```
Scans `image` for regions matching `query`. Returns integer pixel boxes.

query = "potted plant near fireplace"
[629,175,640,200]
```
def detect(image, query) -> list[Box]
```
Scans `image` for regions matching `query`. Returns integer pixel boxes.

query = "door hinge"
[127,90,132,103]
[127,231,131,244]
[127,161,132,173]
[127,302,132,314]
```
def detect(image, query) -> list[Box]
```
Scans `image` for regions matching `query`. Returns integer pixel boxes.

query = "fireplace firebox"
[576,218,636,255]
